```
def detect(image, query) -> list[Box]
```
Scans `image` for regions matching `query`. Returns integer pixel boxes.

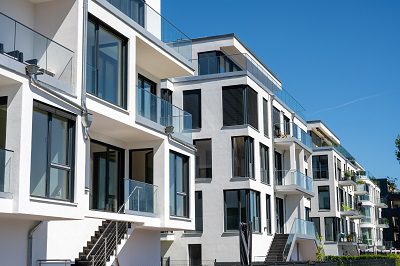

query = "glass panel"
[195,191,203,232]
[49,168,69,200]
[225,190,239,231]
[0,149,13,193]
[108,149,120,212]
[183,90,201,129]
[50,114,69,165]
[223,86,244,126]
[86,21,96,94]
[194,139,212,179]
[318,186,330,210]
[130,149,153,184]
[232,137,245,177]
[30,109,49,197]
[246,87,258,129]
[0,97,7,149]
[169,152,175,215]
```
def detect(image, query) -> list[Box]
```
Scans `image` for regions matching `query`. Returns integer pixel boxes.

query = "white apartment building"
[0,0,197,265]
[161,34,319,264]
[308,120,388,256]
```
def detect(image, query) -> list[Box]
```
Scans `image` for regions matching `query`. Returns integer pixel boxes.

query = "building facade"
[0,0,196,265]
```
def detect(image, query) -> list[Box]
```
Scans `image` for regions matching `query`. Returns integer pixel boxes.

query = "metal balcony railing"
[136,87,192,144]
[192,53,306,119]
[0,12,74,92]
[273,122,312,150]
[124,178,158,215]
[0,148,13,194]
[105,0,192,60]
[275,170,313,194]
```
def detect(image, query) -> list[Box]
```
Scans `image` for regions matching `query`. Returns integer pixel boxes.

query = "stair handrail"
[85,181,141,261]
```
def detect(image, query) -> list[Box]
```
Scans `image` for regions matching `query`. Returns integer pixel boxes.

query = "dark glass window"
[266,194,272,234]
[198,51,241,75]
[195,191,203,232]
[318,186,330,210]
[311,217,321,236]
[232,136,254,178]
[272,107,281,136]
[0,97,7,148]
[263,98,269,137]
[224,189,261,232]
[137,74,157,122]
[183,90,201,129]
[313,155,329,179]
[305,207,311,221]
[107,0,145,27]
[222,85,258,129]
[188,244,202,266]
[170,151,189,217]
[260,143,270,184]
[30,101,75,201]
[194,139,212,179]
[86,16,127,108]
[336,158,342,180]
[283,115,290,135]
[325,217,339,241]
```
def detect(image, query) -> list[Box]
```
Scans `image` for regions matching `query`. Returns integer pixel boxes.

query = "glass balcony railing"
[339,173,357,183]
[105,0,192,61]
[0,148,13,194]
[275,170,313,194]
[260,169,269,184]
[359,194,370,201]
[136,87,192,144]
[124,178,158,215]
[192,53,306,119]
[0,12,74,92]
[273,122,312,150]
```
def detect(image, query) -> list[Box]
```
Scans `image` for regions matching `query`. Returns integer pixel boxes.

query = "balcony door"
[274,151,283,185]
[276,197,284,234]
[138,74,157,122]
[90,141,124,212]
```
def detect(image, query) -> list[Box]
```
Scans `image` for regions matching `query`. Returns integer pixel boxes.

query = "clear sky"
[163,0,400,182]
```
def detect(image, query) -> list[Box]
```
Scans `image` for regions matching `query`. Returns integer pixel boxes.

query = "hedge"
[325,254,400,266]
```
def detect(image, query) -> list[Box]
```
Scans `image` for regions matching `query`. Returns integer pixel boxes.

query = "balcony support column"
[298,149,305,174]
[289,143,296,170]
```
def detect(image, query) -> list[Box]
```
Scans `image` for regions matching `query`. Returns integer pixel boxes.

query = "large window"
[194,139,212,179]
[222,85,258,129]
[106,0,145,27]
[195,191,203,232]
[266,194,272,234]
[318,186,330,210]
[260,143,270,184]
[311,217,321,236]
[188,244,202,266]
[272,107,281,135]
[198,51,241,75]
[325,217,339,242]
[183,90,201,129]
[170,151,189,217]
[224,189,261,232]
[313,155,329,179]
[30,101,75,201]
[232,136,254,178]
[87,16,127,108]
[263,98,269,137]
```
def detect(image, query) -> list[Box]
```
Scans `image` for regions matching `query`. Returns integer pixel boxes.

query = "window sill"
[86,93,129,114]
[222,231,239,237]
[318,209,331,212]
[170,215,191,222]
[221,124,260,132]
[30,196,77,207]
[313,178,330,181]
[195,178,212,183]
[183,231,203,237]
[231,177,255,182]
[261,181,271,186]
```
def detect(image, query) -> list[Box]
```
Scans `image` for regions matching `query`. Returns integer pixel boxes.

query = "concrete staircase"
[265,234,290,262]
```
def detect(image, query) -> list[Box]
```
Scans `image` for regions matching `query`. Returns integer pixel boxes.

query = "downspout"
[81,0,89,139]
[27,221,42,266]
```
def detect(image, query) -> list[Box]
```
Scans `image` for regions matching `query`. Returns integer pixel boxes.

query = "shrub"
[325,254,400,266]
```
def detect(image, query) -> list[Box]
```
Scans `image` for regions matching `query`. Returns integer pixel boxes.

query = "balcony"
[375,198,388,208]
[123,179,158,216]
[103,0,192,62]
[0,148,13,199]
[192,53,306,120]
[359,194,372,202]
[340,203,358,217]
[338,173,357,187]
[136,87,192,144]
[376,218,389,228]
[274,170,314,197]
[354,183,368,195]
[0,12,74,93]
[273,122,313,151]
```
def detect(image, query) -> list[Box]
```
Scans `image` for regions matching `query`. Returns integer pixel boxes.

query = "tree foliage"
[396,135,400,162]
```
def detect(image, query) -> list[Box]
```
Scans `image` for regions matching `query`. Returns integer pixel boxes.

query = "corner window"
[30,101,75,201]
[170,151,189,218]
[313,155,329,179]
[311,217,321,236]
[232,136,254,178]
[222,85,258,130]
[260,143,270,184]
[224,189,261,232]
[86,16,127,108]
[183,90,201,129]
[318,186,330,210]
[194,139,212,179]
[198,51,241,75]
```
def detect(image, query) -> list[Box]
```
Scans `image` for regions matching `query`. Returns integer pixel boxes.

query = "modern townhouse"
[160,34,319,264]
[308,120,387,256]
[0,0,196,265]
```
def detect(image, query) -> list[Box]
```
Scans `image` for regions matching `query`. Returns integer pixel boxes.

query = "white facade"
[0,0,196,265]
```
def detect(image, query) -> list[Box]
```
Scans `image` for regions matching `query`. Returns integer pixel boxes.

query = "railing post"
[116,221,118,254]
[104,237,107,265]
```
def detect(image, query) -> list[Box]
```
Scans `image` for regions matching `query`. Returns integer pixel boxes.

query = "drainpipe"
[81,0,89,138]
[27,221,42,266]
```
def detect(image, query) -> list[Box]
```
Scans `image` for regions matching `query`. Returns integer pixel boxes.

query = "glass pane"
[194,139,212,179]
[195,191,203,231]
[90,142,108,210]
[86,21,96,94]
[30,109,49,197]
[0,97,7,149]
[232,137,245,177]
[225,190,239,231]
[108,149,119,212]
[169,152,175,215]
[50,114,69,165]
[49,167,69,200]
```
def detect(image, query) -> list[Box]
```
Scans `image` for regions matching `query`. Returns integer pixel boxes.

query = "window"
[224,189,261,232]
[318,186,330,210]
[360,206,372,223]
[198,51,241,75]
[266,194,272,234]
[170,151,189,217]
[222,85,258,129]
[0,97,7,148]
[232,136,254,178]
[87,16,127,108]
[137,74,157,122]
[311,217,321,236]
[283,115,290,135]
[325,217,339,241]
[188,244,202,266]
[313,155,329,179]
[194,139,212,179]
[336,158,341,180]
[183,90,201,129]
[272,107,281,136]
[194,191,203,232]
[30,101,75,201]
[305,207,310,221]
[107,0,145,27]
[263,98,269,137]
[260,143,270,184]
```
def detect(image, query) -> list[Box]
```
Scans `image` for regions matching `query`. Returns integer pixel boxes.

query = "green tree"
[396,135,400,162]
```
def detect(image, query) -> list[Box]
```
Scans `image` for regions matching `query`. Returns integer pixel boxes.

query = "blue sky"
[163,0,400,182]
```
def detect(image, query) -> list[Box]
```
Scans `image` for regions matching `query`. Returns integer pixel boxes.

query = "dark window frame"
[318,185,331,210]
[231,136,254,179]
[266,194,272,234]
[260,143,270,185]
[313,155,329,179]
[262,98,269,137]
[183,89,202,129]
[195,191,203,232]
[193,139,212,179]
[169,150,190,218]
